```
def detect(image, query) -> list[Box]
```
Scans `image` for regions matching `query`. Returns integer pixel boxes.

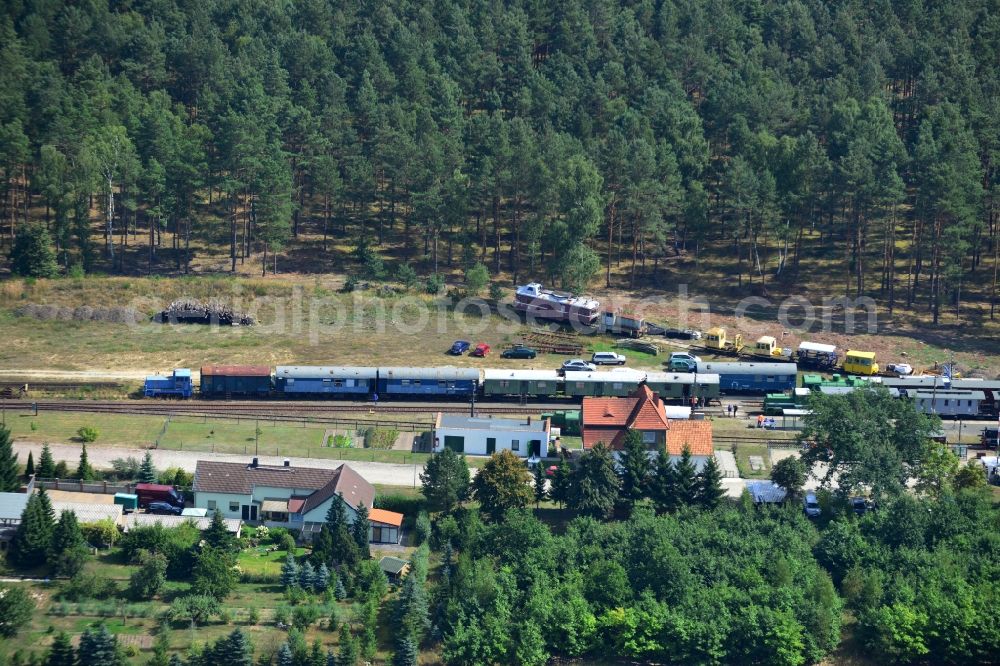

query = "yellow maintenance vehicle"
[843,350,879,376]
[701,327,744,356]
[752,335,793,361]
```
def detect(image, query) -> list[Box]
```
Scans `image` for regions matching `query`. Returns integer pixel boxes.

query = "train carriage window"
[413,380,421,386]
[944,399,949,406]
[537,382,546,388]
[756,376,763,382]
[575,382,584,389]
[333,379,344,388]
[323,378,332,383]
[401,379,410,386]
[613,382,623,389]
[286,378,294,385]
[500,380,511,388]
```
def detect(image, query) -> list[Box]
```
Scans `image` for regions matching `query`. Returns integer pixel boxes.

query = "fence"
[36,478,133,495]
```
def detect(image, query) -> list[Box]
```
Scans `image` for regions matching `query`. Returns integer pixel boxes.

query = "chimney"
[283,458,291,467]
[251,457,259,468]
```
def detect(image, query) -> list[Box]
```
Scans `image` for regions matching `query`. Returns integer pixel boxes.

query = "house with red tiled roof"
[582,386,715,471]
[582,385,670,451]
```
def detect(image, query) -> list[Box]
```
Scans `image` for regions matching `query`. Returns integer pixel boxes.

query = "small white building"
[433,413,550,457]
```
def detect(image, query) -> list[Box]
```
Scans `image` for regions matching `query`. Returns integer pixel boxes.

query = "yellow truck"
[843,350,879,376]
[701,327,744,356]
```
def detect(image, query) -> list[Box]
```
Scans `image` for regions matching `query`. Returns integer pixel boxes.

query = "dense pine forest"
[1,0,998,322]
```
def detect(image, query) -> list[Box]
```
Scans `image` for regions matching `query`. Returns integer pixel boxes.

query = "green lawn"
[237,546,306,577]
[733,443,771,479]
[5,412,167,448]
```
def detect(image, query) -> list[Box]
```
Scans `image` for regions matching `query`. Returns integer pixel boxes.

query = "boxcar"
[377,367,480,397]
[562,369,646,398]
[200,365,271,397]
[144,369,193,398]
[696,362,797,394]
[643,372,720,402]
[274,366,377,396]
[482,369,562,398]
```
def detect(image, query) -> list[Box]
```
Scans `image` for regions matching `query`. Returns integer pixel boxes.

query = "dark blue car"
[448,340,471,355]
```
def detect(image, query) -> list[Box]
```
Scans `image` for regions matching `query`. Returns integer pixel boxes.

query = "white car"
[561,359,597,373]
[591,351,627,365]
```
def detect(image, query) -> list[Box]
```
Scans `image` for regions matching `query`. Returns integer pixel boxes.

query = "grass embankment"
[5,411,503,468]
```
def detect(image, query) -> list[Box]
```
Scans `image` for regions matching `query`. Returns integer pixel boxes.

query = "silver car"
[803,493,821,518]
[561,359,597,373]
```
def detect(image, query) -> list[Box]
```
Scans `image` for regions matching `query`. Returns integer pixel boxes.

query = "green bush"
[77,426,99,443]
[373,494,426,528]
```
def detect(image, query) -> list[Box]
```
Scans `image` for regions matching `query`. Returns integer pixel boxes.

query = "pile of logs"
[155,298,256,326]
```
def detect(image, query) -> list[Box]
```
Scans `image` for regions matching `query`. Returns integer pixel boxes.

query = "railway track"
[0,399,563,419]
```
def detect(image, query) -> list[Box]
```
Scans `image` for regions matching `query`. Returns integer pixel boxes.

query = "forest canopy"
[0,0,998,319]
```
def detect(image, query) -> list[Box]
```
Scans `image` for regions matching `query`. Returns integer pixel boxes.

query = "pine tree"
[149,629,169,666]
[49,509,88,577]
[325,495,347,531]
[298,561,316,591]
[10,493,56,566]
[38,444,56,479]
[618,429,651,511]
[46,631,76,666]
[168,655,183,666]
[281,554,300,589]
[334,575,347,601]
[9,224,58,278]
[204,510,234,551]
[0,425,20,492]
[336,625,358,666]
[138,451,157,484]
[392,637,418,666]
[650,449,678,514]
[223,628,254,666]
[327,604,339,632]
[311,525,334,566]
[532,463,547,507]
[326,651,336,666]
[315,563,331,592]
[697,456,725,510]
[25,452,34,478]
[276,643,294,666]
[75,445,94,481]
[351,503,370,559]
[674,446,699,505]
[569,443,620,519]
[78,625,122,666]
[309,640,324,666]
[550,455,572,509]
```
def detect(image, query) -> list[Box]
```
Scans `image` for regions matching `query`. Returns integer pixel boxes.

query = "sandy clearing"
[0,369,154,381]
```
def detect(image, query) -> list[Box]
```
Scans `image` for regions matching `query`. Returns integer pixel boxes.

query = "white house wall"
[433,427,548,457]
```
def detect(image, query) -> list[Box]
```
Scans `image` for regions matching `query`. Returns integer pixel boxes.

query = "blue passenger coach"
[696,362,797,393]
[377,367,480,397]
[274,366,377,396]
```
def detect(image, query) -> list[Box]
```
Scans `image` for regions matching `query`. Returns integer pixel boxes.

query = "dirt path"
[0,369,153,381]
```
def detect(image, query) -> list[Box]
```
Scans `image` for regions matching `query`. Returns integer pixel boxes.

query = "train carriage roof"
[644,372,720,385]
[951,378,1000,390]
[275,366,378,379]
[201,365,271,377]
[483,369,561,381]
[911,389,985,400]
[563,369,647,383]
[696,362,797,375]
[379,367,481,381]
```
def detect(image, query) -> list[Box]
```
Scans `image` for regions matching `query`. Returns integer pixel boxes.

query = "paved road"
[14,442,764,497]
[13,442,425,488]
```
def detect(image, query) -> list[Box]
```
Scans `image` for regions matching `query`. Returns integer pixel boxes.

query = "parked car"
[803,492,821,518]
[664,328,703,340]
[147,501,183,515]
[591,351,626,365]
[448,340,471,355]
[561,359,597,373]
[850,497,871,516]
[471,343,491,357]
[666,351,702,372]
[501,345,537,359]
